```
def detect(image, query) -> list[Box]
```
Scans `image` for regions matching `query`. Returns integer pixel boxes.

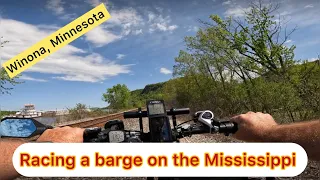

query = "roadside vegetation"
[54,103,117,125]
[103,1,320,123]
[0,111,18,118]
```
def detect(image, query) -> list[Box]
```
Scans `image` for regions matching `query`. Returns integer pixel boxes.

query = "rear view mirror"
[0,117,51,138]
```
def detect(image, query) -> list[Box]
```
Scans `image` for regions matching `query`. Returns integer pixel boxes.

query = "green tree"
[209,2,296,77]
[165,1,320,121]
[102,84,131,110]
[0,39,22,94]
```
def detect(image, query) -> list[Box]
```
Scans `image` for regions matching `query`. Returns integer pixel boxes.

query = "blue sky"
[0,0,319,111]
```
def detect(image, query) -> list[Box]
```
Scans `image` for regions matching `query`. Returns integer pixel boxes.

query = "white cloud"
[273,2,320,27]
[45,0,77,20]
[160,67,172,75]
[153,23,177,31]
[36,24,60,31]
[86,0,114,10]
[225,6,250,17]
[46,1,176,46]
[304,4,314,8]
[280,11,290,16]
[19,75,47,82]
[95,7,144,40]
[116,54,126,59]
[168,25,178,31]
[285,39,293,43]
[108,8,143,26]
[0,18,131,82]
[85,26,122,47]
[46,0,64,15]
[60,13,77,20]
[52,75,98,82]
[83,7,144,47]
[222,0,232,6]
[192,1,198,5]
[86,0,107,7]
[149,15,178,32]
[88,2,177,38]
[155,7,164,13]
[134,29,143,35]
[187,26,199,32]
[308,57,319,62]
[297,38,320,48]
[148,12,156,22]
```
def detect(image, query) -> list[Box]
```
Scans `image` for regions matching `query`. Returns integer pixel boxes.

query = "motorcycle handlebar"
[123,108,190,119]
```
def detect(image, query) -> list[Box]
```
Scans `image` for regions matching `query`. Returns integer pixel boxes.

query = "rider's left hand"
[36,126,84,143]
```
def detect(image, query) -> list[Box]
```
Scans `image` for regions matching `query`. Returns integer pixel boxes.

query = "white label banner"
[13,143,308,177]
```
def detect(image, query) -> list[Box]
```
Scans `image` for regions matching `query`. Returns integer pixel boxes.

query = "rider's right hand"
[230,112,278,142]
[36,126,84,143]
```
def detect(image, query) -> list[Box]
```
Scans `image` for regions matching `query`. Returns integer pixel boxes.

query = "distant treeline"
[101,83,165,110]
[0,111,18,118]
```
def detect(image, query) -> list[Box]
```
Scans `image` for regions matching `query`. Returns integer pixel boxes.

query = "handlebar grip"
[218,122,238,134]
[167,108,190,115]
[123,111,148,119]
[123,112,138,118]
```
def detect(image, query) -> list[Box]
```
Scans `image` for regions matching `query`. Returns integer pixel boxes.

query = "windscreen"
[148,103,165,115]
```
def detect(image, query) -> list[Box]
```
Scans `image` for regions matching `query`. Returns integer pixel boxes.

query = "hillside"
[131,82,166,97]
[128,82,167,107]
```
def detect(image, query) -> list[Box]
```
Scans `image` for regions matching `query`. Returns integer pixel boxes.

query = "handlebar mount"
[84,100,238,143]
